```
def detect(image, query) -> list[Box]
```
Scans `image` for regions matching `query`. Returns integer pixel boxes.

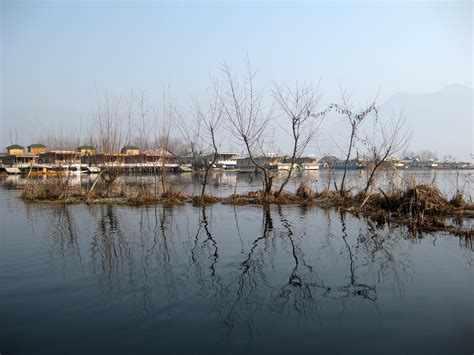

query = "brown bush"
[22,180,65,201]
[192,194,220,205]
[450,192,467,209]
[161,190,190,205]
[127,187,159,205]
[296,182,316,199]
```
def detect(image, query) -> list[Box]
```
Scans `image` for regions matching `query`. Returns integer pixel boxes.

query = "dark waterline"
[1,173,473,354]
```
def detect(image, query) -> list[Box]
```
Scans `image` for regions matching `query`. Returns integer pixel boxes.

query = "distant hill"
[380,84,473,161]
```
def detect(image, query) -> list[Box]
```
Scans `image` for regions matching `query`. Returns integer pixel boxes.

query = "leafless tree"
[174,100,203,172]
[195,83,224,196]
[360,110,411,197]
[37,123,81,151]
[157,87,174,193]
[330,88,378,195]
[272,82,324,197]
[419,149,438,162]
[220,60,274,198]
[135,90,158,151]
[9,129,19,145]
[92,91,125,154]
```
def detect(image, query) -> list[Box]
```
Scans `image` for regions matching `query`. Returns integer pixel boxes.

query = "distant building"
[125,149,176,165]
[27,143,47,154]
[77,145,96,156]
[121,146,141,156]
[88,153,124,165]
[6,144,24,155]
[335,159,363,170]
[39,151,80,165]
[1,153,36,167]
[212,152,239,169]
[319,156,339,169]
[296,156,320,170]
[236,156,280,173]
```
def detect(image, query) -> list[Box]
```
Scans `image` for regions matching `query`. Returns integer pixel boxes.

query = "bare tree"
[135,90,157,151]
[360,110,411,197]
[419,149,438,162]
[157,87,174,194]
[37,123,81,151]
[174,101,203,172]
[93,91,125,154]
[220,60,274,198]
[330,88,378,195]
[272,82,324,197]
[88,91,130,196]
[195,83,224,197]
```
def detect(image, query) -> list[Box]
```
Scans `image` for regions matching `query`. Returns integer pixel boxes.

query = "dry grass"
[192,193,221,205]
[127,187,160,206]
[19,178,473,237]
[225,190,303,205]
[355,184,473,232]
[296,182,316,199]
[22,179,66,201]
[161,190,191,205]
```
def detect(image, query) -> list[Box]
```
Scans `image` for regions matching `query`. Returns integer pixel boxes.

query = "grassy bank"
[20,179,473,237]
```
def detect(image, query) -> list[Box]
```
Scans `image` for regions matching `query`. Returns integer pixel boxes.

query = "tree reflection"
[31,201,452,347]
[46,205,84,277]
[224,205,275,342]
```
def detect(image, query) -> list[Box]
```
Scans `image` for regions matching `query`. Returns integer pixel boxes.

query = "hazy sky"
[1,0,472,157]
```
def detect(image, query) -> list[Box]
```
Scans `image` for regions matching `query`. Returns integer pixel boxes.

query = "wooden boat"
[27,165,65,177]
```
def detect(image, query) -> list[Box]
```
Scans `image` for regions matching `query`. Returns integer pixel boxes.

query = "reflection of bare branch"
[224,206,274,340]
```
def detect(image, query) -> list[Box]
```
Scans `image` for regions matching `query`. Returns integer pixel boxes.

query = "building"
[27,143,47,154]
[88,153,125,166]
[212,152,239,169]
[125,149,176,165]
[319,156,339,169]
[296,156,320,170]
[39,151,80,165]
[6,144,24,155]
[335,159,363,170]
[77,145,96,156]
[1,153,37,167]
[121,146,141,156]
[237,156,280,173]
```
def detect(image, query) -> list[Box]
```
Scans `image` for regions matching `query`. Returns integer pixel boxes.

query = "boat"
[5,167,21,175]
[27,165,65,176]
[179,164,193,172]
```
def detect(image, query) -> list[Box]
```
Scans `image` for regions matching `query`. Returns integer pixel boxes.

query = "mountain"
[380,84,473,161]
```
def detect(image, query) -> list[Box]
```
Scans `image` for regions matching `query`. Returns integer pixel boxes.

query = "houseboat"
[335,159,363,170]
[297,156,320,170]
[213,152,239,170]
[64,164,101,174]
[237,156,280,173]
[27,164,65,177]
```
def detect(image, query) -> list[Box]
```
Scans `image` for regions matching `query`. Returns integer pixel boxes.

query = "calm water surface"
[1,171,473,354]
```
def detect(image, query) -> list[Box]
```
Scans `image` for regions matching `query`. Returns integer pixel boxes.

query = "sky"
[1,0,472,158]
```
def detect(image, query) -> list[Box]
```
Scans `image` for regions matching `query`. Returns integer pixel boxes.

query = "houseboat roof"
[122,145,140,150]
[27,143,46,148]
[78,145,95,150]
[6,144,24,149]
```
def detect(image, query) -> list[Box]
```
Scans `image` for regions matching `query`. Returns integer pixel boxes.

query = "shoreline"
[15,183,474,238]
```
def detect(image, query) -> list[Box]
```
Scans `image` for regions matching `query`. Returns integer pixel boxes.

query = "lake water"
[1,171,473,354]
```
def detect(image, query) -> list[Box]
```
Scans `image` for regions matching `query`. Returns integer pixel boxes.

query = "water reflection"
[12,200,472,351]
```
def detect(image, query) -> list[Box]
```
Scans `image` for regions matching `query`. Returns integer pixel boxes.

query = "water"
[3,169,473,199]
[1,171,473,354]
